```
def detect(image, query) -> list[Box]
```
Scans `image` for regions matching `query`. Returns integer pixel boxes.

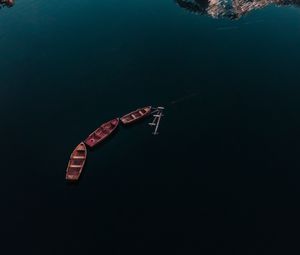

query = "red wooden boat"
[84,118,119,148]
[120,106,152,125]
[66,142,87,181]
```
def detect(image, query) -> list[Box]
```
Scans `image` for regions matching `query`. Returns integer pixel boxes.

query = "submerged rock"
[0,0,14,8]
[175,0,300,19]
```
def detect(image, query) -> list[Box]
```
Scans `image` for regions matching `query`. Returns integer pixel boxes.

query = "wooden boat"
[120,106,152,125]
[84,118,119,148]
[66,142,87,181]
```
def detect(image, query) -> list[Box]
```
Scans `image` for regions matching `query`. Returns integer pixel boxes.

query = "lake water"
[1,1,300,254]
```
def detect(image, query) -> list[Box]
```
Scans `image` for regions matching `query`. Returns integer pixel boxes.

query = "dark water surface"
[1,0,300,254]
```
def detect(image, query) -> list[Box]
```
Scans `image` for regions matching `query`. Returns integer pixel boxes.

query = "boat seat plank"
[73,156,85,159]
[69,164,83,168]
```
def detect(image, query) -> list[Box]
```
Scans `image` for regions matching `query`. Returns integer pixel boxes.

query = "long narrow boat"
[120,106,152,125]
[66,142,87,181]
[84,118,119,148]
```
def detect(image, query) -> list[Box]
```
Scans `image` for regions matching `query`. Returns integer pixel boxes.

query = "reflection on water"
[175,0,300,19]
[0,0,14,8]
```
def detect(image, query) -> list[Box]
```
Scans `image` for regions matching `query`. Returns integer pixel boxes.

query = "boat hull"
[66,142,87,181]
[120,106,152,125]
[84,118,119,148]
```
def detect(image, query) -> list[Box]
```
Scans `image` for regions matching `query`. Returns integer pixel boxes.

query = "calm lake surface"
[1,1,300,254]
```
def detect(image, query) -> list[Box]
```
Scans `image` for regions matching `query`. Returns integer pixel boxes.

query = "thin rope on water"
[169,91,200,106]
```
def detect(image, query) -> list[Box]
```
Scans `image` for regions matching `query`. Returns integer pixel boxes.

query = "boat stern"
[65,174,80,181]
